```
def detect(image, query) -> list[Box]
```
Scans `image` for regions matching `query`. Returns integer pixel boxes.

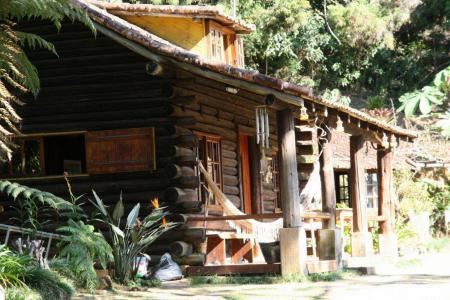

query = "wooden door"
[239,133,252,214]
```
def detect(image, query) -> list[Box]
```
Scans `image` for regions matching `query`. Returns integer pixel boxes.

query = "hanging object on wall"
[390,134,398,149]
[255,105,270,149]
[381,133,389,149]
[299,105,308,121]
[335,116,344,133]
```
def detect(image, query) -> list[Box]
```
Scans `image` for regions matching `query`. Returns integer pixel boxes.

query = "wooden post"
[277,108,302,228]
[318,129,341,264]
[350,136,368,233]
[377,146,397,256]
[320,130,336,229]
[350,135,372,257]
[277,108,307,276]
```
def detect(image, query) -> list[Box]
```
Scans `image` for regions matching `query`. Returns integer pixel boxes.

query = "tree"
[0,0,93,161]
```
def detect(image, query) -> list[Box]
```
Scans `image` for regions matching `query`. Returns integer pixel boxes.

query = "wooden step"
[295,125,315,132]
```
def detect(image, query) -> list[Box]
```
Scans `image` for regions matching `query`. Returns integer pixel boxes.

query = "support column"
[377,146,398,256]
[350,136,372,257]
[277,108,307,276]
[318,130,342,264]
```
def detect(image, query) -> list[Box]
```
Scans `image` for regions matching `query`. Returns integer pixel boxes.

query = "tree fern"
[0,0,94,161]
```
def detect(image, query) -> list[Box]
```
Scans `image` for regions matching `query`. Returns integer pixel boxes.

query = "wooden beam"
[319,129,336,229]
[377,146,394,234]
[249,136,262,214]
[350,135,368,233]
[277,109,302,228]
[187,211,331,222]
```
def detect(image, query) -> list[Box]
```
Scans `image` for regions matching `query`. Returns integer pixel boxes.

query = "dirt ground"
[74,252,450,300]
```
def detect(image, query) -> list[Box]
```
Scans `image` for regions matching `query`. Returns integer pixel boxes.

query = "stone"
[279,227,308,276]
[351,231,373,257]
[318,229,343,267]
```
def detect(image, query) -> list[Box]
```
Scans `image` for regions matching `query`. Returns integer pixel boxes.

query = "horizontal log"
[222,149,237,160]
[217,110,234,121]
[174,253,205,266]
[221,140,237,151]
[164,187,198,203]
[170,241,193,257]
[172,106,235,129]
[157,228,205,243]
[223,175,239,186]
[223,185,239,195]
[222,158,238,168]
[188,122,236,141]
[23,106,174,125]
[174,176,200,189]
[223,166,238,176]
[164,164,195,179]
[200,105,218,116]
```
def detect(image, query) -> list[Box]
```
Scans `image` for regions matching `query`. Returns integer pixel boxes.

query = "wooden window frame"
[195,131,223,191]
[335,171,351,207]
[366,171,378,209]
[2,127,156,180]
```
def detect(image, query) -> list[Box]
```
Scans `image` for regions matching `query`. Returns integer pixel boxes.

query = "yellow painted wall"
[123,16,208,57]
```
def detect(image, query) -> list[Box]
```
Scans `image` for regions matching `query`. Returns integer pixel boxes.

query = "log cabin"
[0,0,418,275]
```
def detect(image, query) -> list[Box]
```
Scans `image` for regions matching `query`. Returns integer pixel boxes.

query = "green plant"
[5,287,42,300]
[23,266,75,299]
[91,190,177,283]
[0,245,30,287]
[0,180,77,230]
[0,245,74,300]
[56,219,112,290]
[395,171,434,215]
[422,179,450,234]
[0,0,94,160]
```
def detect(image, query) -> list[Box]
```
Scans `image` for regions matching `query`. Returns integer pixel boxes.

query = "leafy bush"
[56,220,112,290]
[91,191,176,283]
[6,287,42,300]
[0,245,74,300]
[395,171,433,215]
[422,179,450,234]
[23,266,75,299]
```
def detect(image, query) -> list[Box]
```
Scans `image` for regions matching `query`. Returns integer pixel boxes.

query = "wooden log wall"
[172,72,280,214]
[0,21,207,264]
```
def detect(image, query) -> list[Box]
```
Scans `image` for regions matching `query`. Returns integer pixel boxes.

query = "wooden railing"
[187,211,331,222]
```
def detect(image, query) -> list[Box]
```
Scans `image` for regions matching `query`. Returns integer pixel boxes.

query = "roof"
[331,132,413,170]
[73,0,417,140]
[86,0,255,34]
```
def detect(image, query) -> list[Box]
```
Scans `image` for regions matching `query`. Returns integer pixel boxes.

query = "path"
[75,253,450,300]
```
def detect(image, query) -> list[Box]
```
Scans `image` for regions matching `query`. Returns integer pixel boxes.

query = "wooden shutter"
[85,127,155,175]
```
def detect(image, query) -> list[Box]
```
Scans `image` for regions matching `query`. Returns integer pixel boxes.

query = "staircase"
[295,119,319,192]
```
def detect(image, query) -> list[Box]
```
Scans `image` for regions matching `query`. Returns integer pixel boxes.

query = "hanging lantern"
[381,133,389,149]
[335,116,344,133]
[390,134,398,149]
[255,105,270,149]
[299,106,308,121]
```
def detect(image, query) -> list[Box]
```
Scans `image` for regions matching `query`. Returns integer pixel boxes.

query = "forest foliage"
[124,0,449,135]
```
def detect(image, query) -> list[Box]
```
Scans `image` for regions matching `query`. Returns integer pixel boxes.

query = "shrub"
[5,287,41,300]
[23,267,75,299]
[56,220,112,290]
[91,191,176,283]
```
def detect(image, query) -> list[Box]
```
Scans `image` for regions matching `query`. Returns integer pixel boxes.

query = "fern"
[0,0,94,161]
[56,220,112,290]
[0,180,81,229]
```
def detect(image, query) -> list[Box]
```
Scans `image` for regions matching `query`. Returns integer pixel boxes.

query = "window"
[335,172,351,207]
[366,172,378,208]
[196,132,223,203]
[235,36,245,68]
[269,155,281,210]
[1,139,43,177]
[1,127,155,178]
[210,27,224,62]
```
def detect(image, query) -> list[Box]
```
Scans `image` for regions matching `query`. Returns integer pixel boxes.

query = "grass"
[395,257,422,268]
[5,287,42,300]
[189,270,358,286]
[427,237,450,253]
